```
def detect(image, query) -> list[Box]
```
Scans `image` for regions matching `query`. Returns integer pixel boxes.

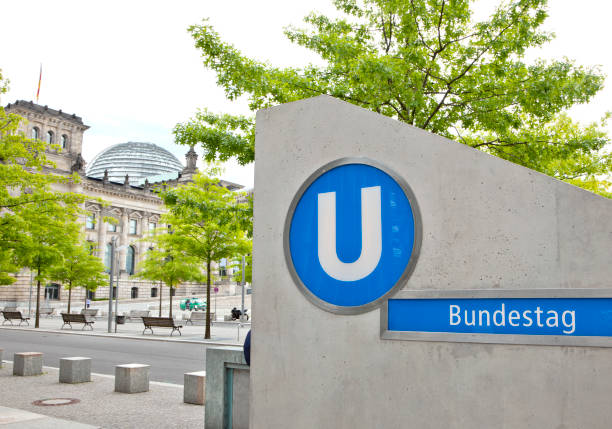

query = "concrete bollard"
[59,357,91,383]
[13,352,43,376]
[184,371,206,405]
[115,364,150,393]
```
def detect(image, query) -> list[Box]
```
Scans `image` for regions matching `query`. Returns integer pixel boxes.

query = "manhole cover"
[32,398,80,406]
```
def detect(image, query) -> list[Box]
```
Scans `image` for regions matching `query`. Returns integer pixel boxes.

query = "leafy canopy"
[177,0,611,196]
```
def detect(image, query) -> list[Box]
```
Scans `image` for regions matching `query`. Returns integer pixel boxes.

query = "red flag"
[36,64,42,103]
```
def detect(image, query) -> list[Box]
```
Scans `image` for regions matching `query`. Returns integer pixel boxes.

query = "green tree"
[231,254,252,284]
[0,69,92,284]
[159,173,252,339]
[13,198,85,328]
[49,241,107,313]
[135,246,204,318]
[177,0,611,196]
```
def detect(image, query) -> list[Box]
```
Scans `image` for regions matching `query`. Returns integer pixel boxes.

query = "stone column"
[97,209,107,260]
[119,209,129,271]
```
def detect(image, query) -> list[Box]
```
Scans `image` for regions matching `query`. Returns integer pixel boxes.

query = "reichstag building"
[1,100,243,306]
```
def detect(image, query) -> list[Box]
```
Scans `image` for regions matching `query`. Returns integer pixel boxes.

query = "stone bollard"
[184,371,206,405]
[13,352,43,376]
[59,357,91,383]
[115,364,150,393]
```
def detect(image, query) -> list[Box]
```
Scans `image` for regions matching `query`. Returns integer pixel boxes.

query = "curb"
[0,326,242,347]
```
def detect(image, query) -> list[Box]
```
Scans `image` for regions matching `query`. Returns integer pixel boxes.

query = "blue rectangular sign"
[388,298,612,337]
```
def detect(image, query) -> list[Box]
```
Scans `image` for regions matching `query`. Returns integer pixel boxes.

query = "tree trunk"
[205,260,211,339]
[67,283,72,313]
[35,266,41,328]
[159,281,162,317]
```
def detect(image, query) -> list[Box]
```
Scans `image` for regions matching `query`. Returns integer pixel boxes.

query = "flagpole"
[36,64,42,103]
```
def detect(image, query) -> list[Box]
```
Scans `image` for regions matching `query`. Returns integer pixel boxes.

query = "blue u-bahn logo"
[284,159,421,314]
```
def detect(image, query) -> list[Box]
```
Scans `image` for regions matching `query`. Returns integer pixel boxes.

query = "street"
[0,329,207,384]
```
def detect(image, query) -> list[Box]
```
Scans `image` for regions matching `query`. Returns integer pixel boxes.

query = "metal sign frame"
[283,157,423,315]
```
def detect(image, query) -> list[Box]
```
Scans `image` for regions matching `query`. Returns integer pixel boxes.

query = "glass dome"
[86,142,184,184]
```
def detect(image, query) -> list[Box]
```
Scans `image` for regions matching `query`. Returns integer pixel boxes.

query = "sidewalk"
[0,315,250,346]
[0,361,202,428]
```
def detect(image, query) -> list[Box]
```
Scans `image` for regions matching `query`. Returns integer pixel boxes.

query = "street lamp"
[107,236,129,333]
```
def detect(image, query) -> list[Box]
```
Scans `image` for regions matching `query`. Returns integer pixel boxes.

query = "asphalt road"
[0,329,206,384]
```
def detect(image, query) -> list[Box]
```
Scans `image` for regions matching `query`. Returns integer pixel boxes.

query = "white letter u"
[317,186,382,281]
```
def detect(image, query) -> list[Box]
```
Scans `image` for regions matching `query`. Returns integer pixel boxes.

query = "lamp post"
[240,255,246,322]
[107,236,129,333]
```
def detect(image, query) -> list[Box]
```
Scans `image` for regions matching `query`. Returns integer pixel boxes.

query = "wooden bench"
[142,316,182,336]
[80,308,98,317]
[127,310,150,322]
[40,307,55,317]
[2,306,18,312]
[185,311,215,325]
[61,313,94,330]
[1,311,30,326]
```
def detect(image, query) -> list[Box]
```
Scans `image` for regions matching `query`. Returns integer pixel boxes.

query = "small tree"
[13,198,84,328]
[159,172,252,339]
[135,247,203,318]
[231,254,252,284]
[49,241,107,313]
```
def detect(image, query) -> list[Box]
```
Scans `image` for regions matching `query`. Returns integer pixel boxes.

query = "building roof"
[86,142,184,183]
[5,100,86,126]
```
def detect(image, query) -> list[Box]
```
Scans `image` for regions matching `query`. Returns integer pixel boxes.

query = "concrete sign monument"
[252,96,612,428]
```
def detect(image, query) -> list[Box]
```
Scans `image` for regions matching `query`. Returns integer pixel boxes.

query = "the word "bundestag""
[449,303,576,334]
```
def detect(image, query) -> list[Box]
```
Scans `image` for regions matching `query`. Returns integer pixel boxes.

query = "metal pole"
[241,256,245,322]
[28,270,33,317]
[107,237,116,332]
[114,253,119,333]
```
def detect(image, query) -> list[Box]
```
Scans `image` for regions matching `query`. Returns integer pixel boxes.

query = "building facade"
[2,100,242,306]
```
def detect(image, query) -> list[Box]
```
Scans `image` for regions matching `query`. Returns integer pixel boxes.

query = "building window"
[107,222,117,232]
[131,287,138,299]
[104,243,112,272]
[86,290,95,300]
[126,245,135,275]
[86,213,95,229]
[129,219,137,235]
[46,130,54,144]
[148,222,156,233]
[32,127,39,140]
[151,288,158,298]
[219,258,227,277]
[61,134,68,149]
[112,286,117,299]
[44,283,60,300]
[170,288,176,297]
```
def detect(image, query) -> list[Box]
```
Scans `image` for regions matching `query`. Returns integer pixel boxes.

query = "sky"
[1,0,611,188]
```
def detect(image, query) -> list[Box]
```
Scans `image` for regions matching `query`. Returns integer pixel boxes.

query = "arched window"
[104,243,112,272]
[32,127,39,139]
[46,130,54,144]
[126,245,135,275]
[61,134,68,149]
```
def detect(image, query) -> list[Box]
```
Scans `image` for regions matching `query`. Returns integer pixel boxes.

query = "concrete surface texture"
[205,347,248,429]
[252,96,612,428]
[0,362,202,428]
[59,357,91,384]
[13,352,43,376]
[183,370,206,405]
[114,363,150,393]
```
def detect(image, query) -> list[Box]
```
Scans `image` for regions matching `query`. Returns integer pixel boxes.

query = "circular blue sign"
[284,158,421,314]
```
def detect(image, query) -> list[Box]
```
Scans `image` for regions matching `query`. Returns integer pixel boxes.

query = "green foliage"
[49,241,107,312]
[0,69,92,325]
[178,0,611,196]
[158,172,252,338]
